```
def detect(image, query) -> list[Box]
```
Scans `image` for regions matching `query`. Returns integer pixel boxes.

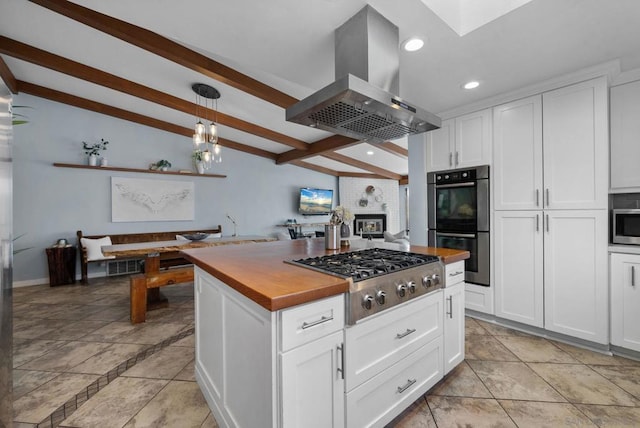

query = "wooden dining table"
[101,236,276,323]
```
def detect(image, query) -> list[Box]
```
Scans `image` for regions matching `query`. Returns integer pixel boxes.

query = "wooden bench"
[130,266,195,324]
[76,226,222,284]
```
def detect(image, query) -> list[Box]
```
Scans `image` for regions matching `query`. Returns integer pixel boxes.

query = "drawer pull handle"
[396,328,416,339]
[301,315,333,329]
[337,344,344,379]
[397,378,417,394]
[449,271,463,277]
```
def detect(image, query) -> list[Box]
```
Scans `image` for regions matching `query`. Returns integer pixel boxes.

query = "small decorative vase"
[196,162,205,174]
[100,157,108,167]
[340,223,351,247]
[88,154,98,166]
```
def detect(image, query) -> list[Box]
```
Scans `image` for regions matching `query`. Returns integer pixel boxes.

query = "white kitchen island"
[182,239,468,428]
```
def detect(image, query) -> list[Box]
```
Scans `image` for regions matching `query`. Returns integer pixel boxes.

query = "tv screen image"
[299,188,333,215]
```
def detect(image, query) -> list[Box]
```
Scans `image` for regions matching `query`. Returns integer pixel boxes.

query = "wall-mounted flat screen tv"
[299,188,333,215]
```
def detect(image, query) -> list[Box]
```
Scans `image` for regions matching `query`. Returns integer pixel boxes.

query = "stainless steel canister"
[324,225,339,250]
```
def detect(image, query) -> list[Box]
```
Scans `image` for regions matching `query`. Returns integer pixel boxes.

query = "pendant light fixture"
[192,83,222,168]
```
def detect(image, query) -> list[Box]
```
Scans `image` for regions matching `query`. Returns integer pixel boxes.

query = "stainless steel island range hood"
[286,5,441,143]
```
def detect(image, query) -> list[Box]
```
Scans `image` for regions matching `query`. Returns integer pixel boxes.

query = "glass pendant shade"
[209,123,218,143]
[195,121,205,136]
[193,133,203,147]
[213,143,222,163]
[202,150,211,162]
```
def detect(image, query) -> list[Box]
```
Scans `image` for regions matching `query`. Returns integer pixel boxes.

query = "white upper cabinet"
[542,77,608,210]
[493,95,543,210]
[493,77,608,210]
[426,119,455,171]
[426,109,491,172]
[611,80,640,191]
[455,109,492,168]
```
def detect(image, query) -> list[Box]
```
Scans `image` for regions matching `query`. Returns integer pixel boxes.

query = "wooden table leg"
[144,253,169,310]
[130,275,147,324]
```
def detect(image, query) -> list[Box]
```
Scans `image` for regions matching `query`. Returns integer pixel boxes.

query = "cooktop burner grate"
[288,248,440,282]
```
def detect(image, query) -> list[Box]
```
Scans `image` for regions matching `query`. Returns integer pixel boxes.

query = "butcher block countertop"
[181,238,469,312]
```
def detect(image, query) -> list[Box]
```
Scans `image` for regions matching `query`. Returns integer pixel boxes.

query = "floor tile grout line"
[477,328,638,426]
[31,327,195,428]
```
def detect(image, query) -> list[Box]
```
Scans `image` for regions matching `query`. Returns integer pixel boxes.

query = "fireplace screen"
[353,214,387,238]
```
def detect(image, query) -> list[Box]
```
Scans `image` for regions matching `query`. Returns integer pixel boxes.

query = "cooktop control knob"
[362,294,374,310]
[407,281,417,294]
[432,274,441,285]
[376,290,387,305]
[422,273,441,288]
[422,275,432,287]
[396,283,407,297]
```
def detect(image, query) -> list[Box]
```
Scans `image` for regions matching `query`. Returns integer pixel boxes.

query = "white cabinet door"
[493,95,543,210]
[543,210,608,344]
[426,119,454,171]
[610,253,640,352]
[444,282,465,373]
[455,108,492,169]
[281,330,345,428]
[542,77,608,210]
[426,110,491,172]
[611,80,640,190]
[494,211,544,327]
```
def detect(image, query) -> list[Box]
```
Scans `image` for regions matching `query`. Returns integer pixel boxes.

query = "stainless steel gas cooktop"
[288,248,444,324]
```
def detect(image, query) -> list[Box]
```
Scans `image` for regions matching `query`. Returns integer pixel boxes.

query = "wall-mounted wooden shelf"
[53,163,226,178]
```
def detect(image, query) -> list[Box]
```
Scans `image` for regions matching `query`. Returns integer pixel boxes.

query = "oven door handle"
[435,182,476,189]
[436,232,476,239]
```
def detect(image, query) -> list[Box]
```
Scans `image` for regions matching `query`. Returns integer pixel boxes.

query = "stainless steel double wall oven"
[428,165,490,286]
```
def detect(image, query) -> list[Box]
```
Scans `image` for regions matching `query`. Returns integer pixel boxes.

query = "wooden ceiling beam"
[28,0,298,108]
[377,142,408,158]
[321,152,402,181]
[399,176,408,185]
[277,135,361,164]
[0,55,18,94]
[338,172,393,180]
[19,81,277,160]
[0,36,308,151]
[290,160,339,177]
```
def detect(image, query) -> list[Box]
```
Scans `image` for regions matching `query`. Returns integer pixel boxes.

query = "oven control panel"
[435,169,476,184]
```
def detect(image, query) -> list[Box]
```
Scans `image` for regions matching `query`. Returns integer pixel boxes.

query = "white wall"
[338,177,401,234]
[12,94,337,284]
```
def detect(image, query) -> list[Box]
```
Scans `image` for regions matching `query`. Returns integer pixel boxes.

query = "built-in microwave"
[613,209,640,245]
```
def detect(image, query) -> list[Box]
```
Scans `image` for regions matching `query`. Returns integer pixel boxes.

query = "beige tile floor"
[12,276,640,427]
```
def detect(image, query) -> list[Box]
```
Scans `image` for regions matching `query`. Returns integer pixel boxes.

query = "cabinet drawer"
[280,294,344,352]
[346,336,443,428]
[345,291,442,391]
[445,261,465,286]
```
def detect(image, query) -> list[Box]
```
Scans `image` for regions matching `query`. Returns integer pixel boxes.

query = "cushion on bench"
[80,236,116,261]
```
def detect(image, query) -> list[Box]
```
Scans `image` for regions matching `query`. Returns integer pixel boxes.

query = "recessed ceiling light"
[402,37,424,52]
[366,150,374,156]
[463,81,480,90]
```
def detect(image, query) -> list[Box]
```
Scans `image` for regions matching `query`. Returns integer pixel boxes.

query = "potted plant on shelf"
[82,138,109,166]
[192,150,205,174]
[150,159,172,171]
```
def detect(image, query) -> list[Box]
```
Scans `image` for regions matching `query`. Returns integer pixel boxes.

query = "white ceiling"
[2,0,640,177]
